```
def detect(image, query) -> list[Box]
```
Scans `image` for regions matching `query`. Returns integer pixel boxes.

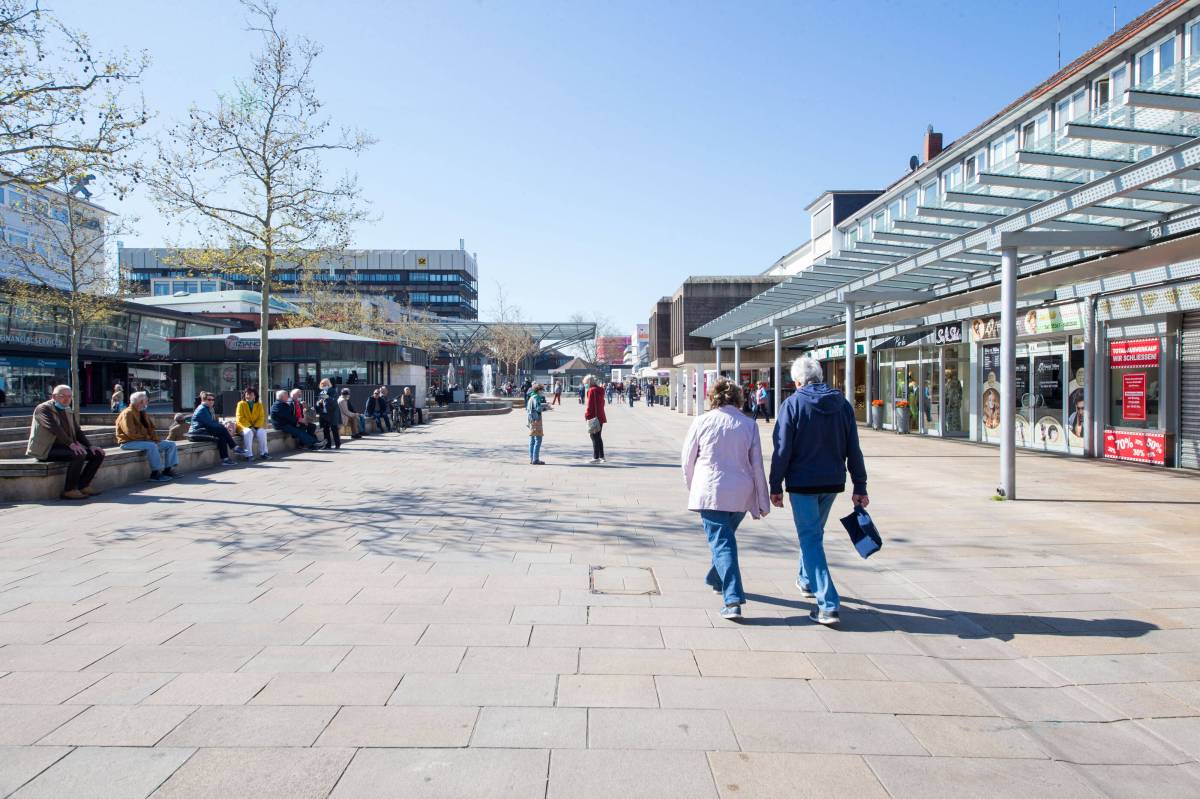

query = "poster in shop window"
[980,345,1001,443]
[1014,359,1030,446]
[1033,355,1065,451]
[1122,372,1147,421]
[1067,351,1086,450]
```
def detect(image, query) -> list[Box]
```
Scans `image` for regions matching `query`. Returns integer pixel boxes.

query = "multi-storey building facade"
[680,0,1200,485]
[0,181,113,291]
[120,245,480,320]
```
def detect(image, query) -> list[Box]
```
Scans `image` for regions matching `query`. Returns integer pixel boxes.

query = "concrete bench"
[0,428,306,503]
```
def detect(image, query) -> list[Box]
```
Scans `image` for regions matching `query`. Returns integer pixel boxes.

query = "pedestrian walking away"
[768,356,868,627]
[754,382,773,423]
[583,374,607,463]
[526,382,548,464]
[28,385,106,499]
[681,378,771,621]
[551,381,562,406]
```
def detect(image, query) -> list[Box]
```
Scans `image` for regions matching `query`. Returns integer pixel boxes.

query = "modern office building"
[674,0,1200,486]
[0,181,113,291]
[119,244,481,320]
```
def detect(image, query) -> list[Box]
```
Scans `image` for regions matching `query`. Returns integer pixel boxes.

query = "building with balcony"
[119,245,481,320]
[679,0,1200,486]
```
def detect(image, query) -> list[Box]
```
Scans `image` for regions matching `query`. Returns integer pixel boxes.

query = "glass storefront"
[973,306,1086,454]
[0,356,69,406]
[871,324,967,437]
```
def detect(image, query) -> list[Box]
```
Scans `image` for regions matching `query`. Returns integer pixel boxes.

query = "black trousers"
[321,422,341,448]
[188,429,235,459]
[590,429,605,460]
[45,444,105,492]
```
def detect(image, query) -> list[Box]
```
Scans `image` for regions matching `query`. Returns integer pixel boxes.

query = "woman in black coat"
[316,378,343,450]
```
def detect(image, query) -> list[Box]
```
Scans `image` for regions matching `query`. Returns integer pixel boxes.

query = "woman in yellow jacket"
[235,387,270,461]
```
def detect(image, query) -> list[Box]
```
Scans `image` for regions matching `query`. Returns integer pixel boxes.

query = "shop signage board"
[224,335,260,351]
[0,356,68,369]
[1110,338,1160,367]
[1104,428,1166,465]
[1121,373,1147,420]
[933,324,962,345]
[971,303,1083,341]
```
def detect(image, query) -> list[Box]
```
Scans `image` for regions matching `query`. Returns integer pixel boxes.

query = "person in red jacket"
[583,374,607,464]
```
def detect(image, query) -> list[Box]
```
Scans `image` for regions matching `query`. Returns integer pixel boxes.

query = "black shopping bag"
[839,506,882,559]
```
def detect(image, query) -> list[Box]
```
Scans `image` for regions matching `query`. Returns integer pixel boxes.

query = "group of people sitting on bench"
[26,383,426,500]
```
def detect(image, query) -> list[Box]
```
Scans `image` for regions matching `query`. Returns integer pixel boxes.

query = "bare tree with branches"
[487,285,537,383]
[568,311,617,365]
[147,0,373,392]
[0,0,148,191]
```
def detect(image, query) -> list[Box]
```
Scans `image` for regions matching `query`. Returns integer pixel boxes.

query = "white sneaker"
[599,458,607,463]
[589,458,601,464]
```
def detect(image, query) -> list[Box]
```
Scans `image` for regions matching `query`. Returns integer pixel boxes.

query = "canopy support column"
[845,301,856,410]
[733,340,741,384]
[1000,246,1018,500]
[773,325,783,418]
[714,345,722,376]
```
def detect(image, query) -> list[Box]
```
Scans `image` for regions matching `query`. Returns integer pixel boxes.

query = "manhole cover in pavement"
[589,565,660,595]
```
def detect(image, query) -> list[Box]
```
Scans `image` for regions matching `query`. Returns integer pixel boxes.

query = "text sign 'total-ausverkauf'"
[1110,338,1159,368]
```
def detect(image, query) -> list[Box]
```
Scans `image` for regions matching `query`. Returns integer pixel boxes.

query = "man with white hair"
[116,390,179,482]
[27,385,105,499]
[768,356,868,627]
[270,389,319,449]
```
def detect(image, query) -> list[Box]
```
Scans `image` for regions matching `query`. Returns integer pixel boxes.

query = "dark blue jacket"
[187,403,224,436]
[769,383,867,495]
[269,399,295,429]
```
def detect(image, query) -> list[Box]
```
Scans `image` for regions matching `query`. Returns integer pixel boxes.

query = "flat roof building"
[120,245,481,320]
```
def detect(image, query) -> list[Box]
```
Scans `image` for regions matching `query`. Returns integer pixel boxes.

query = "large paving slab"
[1,402,1199,795]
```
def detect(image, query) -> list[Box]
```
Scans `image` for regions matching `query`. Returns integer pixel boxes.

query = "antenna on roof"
[1057,0,1062,70]
[1113,0,1117,33]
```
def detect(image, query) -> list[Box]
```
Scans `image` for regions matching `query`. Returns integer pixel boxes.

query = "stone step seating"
[0,413,310,503]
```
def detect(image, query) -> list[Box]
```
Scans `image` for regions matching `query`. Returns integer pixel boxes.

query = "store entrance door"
[1016,340,1069,452]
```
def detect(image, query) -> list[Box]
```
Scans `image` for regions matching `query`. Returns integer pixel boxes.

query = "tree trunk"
[259,254,272,392]
[69,317,81,427]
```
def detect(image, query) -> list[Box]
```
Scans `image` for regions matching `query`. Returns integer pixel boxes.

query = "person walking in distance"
[551,381,562,406]
[769,357,868,627]
[682,378,771,621]
[583,374,607,464]
[526,383,548,465]
[754,382,773,423]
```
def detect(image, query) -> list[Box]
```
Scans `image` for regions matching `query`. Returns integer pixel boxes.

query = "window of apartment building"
[1190,19,1200,59]
[872,210,887,234]
[1055,88,1087,130]
[7,190,25,210]
[962,151,985,183]
[922,180,938,207]
[845,227,858,248]
[1094,65,1130,109]
[886,199,901,225]
[199,281,218,292]
[989,132,1018,167]
[1137,35,1176,83]
[1020,112,1050,148]
[941,163,963,193]
[152,282,171,296]
[902,189,918,217]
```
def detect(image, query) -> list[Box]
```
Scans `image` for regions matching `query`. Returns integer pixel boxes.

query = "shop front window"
[1109,337,1161,430]
[322,360,367,386]
[81,315,131,353]
[942,345,969,437]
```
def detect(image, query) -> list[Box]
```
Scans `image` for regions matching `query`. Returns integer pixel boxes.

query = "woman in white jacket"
[681,378,771,620]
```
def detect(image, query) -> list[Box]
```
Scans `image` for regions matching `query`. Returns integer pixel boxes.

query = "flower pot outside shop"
[870,404,884,430]
[895,407,911,434]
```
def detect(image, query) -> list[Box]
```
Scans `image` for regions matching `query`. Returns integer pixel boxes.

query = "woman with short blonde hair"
[681,377,771,621]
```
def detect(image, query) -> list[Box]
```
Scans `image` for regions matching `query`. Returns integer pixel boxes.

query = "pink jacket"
[681,405,771,519]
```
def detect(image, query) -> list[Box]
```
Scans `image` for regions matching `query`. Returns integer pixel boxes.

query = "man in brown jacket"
[27,385,105,500]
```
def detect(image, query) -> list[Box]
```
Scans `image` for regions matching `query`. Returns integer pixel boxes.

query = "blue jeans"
[701,510,746,606]
[120,439,178,472]
[528,436,543,462]
[788,493,840,612]
[276,422,317,447]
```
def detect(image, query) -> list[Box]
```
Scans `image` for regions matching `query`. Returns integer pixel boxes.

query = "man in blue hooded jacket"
[769,356,868,626]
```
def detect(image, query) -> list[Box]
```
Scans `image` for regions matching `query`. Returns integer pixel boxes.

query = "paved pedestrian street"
[2,403,1200,798]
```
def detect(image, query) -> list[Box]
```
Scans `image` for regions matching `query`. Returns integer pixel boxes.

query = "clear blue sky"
[62,0,1156,332]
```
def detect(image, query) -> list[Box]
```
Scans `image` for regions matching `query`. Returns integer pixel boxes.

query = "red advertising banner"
[1121,372,1147,421]
[1103,428,1166,465]
[1110,338,1160,367]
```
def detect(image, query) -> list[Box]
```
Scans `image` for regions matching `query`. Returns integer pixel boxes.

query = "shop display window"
[1109,337,1161,430]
